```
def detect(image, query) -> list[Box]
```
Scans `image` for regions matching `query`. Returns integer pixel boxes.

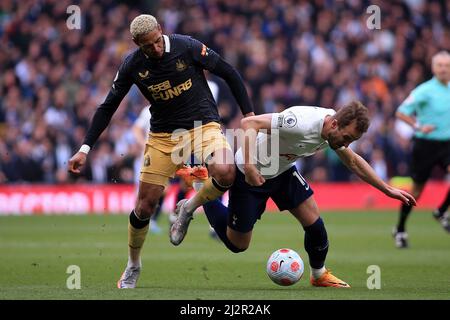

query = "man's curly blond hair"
[130,14,158,39]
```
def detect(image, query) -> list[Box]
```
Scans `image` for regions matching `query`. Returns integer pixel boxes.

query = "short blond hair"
[130,14,158,39]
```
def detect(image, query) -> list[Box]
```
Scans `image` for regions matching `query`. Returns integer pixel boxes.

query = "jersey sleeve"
[397,86,427,116]
[270,109,301,134]
[110,58,134,99]
[188,37,220,71]
[82,56,134,147]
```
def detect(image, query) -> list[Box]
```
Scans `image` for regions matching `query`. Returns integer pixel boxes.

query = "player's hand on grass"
[68,152,87,174]
[244,164,265,186]
[385,186,417,206]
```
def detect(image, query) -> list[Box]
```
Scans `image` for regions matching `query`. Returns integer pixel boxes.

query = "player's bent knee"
[226,228,250,253]
[135,182,165,219]
[210,163,235,186]
[225,240,248,253]
[135,198,160,220]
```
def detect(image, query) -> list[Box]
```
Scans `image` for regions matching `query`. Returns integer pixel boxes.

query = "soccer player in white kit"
[173,101,416,288]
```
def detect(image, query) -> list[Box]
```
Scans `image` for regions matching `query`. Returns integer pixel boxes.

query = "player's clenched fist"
[68,152,87,174]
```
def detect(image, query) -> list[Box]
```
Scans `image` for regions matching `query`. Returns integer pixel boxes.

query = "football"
[266,248,304,286]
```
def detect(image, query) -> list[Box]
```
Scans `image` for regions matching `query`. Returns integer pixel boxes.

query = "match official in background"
[394,50,450,248]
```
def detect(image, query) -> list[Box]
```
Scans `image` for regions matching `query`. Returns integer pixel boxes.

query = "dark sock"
[129,209,150,229]
[203,200,245,253]
[397,204,413,232]
[437,188,450,216]
[303,217,329,269]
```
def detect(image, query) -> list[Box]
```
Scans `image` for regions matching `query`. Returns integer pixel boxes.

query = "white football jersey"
[235,106,336,179]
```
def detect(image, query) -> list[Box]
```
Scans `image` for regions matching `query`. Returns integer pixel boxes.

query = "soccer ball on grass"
[266,248,304,286]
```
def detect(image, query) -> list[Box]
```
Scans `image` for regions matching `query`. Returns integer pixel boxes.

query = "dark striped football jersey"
[104,34,221,133]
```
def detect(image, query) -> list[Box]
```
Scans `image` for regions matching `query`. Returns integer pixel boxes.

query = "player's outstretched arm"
[383,185,417,206]
[336,147,417,206]
[68,58,133,175]
[68,100,121,175]
[240,114,273,186]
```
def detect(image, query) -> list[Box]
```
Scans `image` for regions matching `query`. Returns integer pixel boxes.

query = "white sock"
[311,266,326,279]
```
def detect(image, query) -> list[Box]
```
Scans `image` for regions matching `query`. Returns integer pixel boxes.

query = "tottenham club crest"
[283,114,297,128]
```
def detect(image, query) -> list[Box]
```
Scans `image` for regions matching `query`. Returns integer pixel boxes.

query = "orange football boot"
[175,165,195,187]
[310,269,351,288]
[175,165,209,187]
[191,165,209,181]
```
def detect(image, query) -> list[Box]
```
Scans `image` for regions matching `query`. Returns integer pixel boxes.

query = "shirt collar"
[163,35,170,53]
[142,35,170,59]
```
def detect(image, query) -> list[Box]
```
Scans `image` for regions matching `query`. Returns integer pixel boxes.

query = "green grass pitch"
[0,210,449,300]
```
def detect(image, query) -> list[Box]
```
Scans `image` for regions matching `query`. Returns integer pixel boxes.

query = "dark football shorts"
[410,138,450,184]
[227,165,314,233]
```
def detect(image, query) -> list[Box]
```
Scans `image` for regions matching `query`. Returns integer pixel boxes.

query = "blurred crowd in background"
[1,0,449,184]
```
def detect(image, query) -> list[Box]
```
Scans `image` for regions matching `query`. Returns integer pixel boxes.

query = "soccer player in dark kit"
[68,14,254,288]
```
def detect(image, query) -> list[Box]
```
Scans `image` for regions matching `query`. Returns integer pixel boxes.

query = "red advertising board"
[0,184,135,215]
[0,182,447,215]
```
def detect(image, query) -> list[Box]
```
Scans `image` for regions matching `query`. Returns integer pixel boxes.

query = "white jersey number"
[293,171,310,190]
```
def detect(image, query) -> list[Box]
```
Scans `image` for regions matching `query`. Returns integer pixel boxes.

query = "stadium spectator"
[1,0,449,185]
